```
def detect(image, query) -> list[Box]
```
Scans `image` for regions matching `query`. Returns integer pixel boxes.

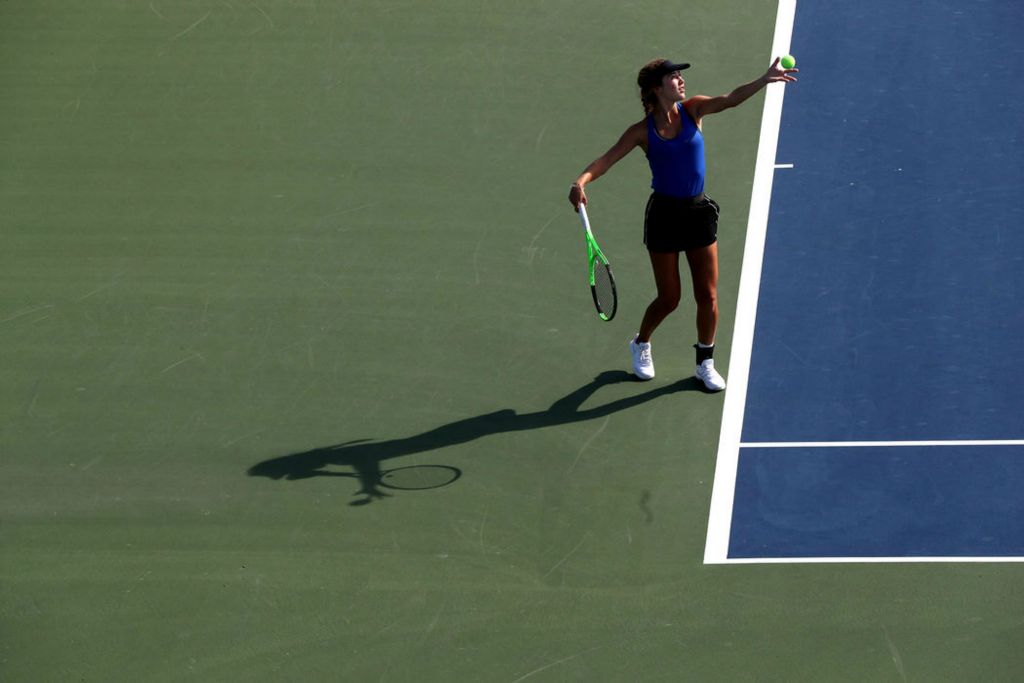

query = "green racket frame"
[577,204,618,321]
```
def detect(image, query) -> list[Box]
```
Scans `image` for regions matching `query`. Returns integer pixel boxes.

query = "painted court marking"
[714,556,1024,565]
[702,0,1024,565]
[703,0,796,565]
[740,440,1024,449]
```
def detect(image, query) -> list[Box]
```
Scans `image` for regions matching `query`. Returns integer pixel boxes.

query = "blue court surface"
[706,0,1024,562]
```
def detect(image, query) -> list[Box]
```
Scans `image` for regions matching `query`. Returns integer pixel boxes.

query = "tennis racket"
[577,203,617,321]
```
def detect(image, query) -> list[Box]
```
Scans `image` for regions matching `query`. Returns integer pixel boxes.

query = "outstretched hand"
[765,56,798,83]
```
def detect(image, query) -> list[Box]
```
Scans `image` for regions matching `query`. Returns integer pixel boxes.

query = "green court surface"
[2,1,1021,680]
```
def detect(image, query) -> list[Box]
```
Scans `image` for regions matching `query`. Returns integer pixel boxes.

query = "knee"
[693,286,717,309]
[657,292,681,312]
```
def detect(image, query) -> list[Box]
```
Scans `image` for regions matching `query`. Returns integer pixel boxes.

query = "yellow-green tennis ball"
[780,54,796,69]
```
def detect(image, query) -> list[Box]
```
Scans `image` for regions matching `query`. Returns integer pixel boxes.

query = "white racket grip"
[577,203,591,233]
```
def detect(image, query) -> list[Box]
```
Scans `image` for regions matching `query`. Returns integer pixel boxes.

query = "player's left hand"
[766,56,798,83]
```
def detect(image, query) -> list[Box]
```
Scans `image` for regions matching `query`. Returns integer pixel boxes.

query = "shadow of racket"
[379,465,461,490]
[317,464,462,506]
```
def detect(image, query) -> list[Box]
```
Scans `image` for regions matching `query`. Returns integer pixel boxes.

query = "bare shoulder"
[624,118,648,151]
[621,118,646,140]
[683,96,711,121]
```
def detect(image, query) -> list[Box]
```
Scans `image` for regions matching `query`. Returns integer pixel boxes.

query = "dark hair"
[637,58,671,115]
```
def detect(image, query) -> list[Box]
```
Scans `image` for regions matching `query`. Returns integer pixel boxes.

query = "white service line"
[703,0,797,565]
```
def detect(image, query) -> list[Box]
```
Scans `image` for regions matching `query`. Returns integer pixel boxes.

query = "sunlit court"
[2,1,1022,680]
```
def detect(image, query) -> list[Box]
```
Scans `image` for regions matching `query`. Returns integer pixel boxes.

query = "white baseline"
[741,440,1024,449]
[703,0,797,565]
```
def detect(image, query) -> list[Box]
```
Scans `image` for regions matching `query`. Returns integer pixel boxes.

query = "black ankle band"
[694,344,714,363]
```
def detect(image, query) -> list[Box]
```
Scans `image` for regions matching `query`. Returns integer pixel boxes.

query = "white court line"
[717,556,1024,564]
[741,440,1024,449]
[774,163,794,169]
[703,0,797,565]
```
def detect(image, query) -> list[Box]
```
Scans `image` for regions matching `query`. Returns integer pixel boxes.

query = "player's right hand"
[568,183,587,212]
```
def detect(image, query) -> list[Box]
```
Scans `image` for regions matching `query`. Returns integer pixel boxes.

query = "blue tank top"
[646,102,705,198]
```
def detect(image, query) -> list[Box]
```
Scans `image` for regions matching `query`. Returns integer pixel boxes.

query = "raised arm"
[568,120,646,211]
[686,57,797,124]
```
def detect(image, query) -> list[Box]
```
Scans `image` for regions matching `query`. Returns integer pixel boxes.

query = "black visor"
[656,61,691,77]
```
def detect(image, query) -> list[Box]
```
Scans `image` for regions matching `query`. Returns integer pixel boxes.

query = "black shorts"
[643,192,720,253]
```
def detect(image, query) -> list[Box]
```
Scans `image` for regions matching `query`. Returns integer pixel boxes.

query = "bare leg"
[638,251,681,342]
[685,242,719,346]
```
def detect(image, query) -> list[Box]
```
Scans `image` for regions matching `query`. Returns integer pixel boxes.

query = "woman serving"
[569,57,796,390]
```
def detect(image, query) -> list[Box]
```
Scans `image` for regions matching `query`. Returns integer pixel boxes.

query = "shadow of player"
[248,371,702,504]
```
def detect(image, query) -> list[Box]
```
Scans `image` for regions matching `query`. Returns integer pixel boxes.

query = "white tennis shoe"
[695,359,726,392]
[629,335,655,380]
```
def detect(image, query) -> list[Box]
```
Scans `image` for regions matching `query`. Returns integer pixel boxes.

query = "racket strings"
[592,262,617,319]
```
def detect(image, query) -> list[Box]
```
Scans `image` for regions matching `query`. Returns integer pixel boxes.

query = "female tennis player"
[568,57,796,390]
